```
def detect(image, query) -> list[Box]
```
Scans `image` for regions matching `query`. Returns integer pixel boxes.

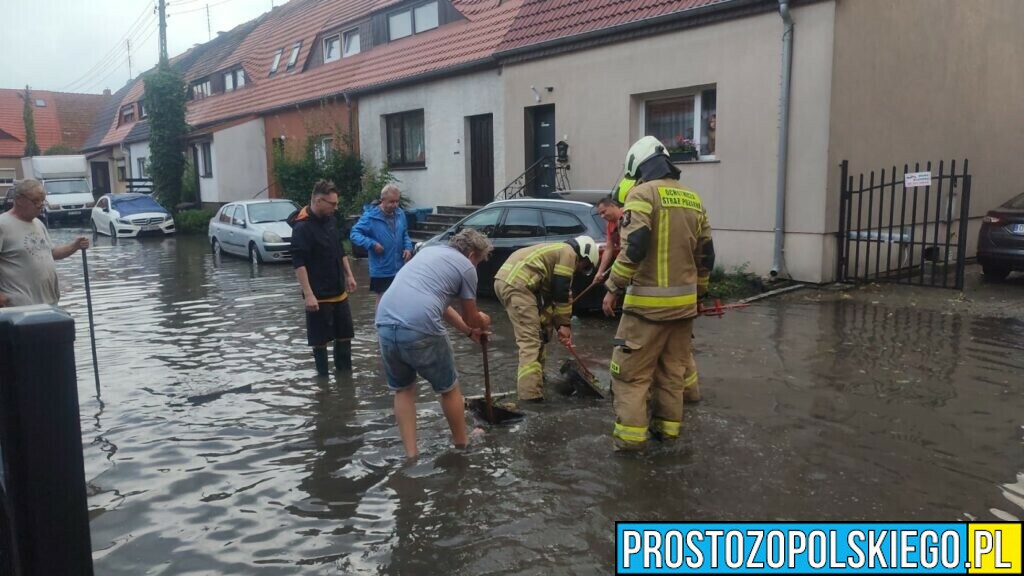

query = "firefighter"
[602,136,715,450]
[494,236,599,402]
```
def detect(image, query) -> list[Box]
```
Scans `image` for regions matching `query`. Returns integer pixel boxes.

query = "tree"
[44,144,77,155]
[144,64,188,210]
[23,86,40,157]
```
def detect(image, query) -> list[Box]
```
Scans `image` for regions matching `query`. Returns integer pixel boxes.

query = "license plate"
[142,225,160,231]
[67,211,81,217]
[1012,223,1024,235]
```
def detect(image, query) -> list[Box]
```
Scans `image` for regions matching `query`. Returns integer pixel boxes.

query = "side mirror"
[102,207,109,213]
[233,218,246,227]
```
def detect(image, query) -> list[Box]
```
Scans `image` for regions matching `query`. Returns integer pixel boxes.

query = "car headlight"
[85,202,95,208]
[47,203,61,210]
[263,231,284,243]
[117,218,131,225]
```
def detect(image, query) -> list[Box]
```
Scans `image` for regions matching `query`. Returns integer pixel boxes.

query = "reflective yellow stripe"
[697,276,709,286]
[651,418,680,438]
[507,244,565,284]
[615,177,637,204]
[553,264,574,277]
[657,187,703,211]
[658,209,669,287]
[554,303,572,315]
[611,260,637,279]
[613,422,648,443]
[685,371,698,388]
[623,200,652,214]
[609,361,620,374]
[623,293,698,308]
[517,361,543,381]
[317,292,348,303]
[626,285,696,297]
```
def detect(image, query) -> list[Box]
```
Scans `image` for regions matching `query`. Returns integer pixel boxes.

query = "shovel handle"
[481,335,495,423]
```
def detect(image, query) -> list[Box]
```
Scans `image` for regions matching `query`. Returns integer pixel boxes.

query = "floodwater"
[42,227,1024,575]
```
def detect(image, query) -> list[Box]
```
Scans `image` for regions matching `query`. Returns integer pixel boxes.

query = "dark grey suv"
[416,199,608,309]
[978,192,1024,281]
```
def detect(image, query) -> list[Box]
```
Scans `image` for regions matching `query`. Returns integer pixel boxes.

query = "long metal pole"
[771,0,794,278]
[82,249,100,397]
[158,0,168,66]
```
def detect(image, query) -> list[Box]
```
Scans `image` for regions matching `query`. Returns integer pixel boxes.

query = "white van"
[20,155,95,223]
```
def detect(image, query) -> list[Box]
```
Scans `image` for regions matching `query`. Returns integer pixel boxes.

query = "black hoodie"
[288,206,348,299]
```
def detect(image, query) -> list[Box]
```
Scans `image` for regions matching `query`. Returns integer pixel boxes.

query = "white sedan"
[208,199,298,264]
[91,193,176,238]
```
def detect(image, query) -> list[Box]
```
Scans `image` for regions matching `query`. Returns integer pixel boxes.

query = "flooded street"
[44,227,1024,575]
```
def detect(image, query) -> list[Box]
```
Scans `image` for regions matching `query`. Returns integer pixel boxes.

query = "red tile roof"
[0,88,109,158]
[497,0,731,52]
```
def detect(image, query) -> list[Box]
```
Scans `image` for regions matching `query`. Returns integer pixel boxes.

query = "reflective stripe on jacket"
[494,242,577,327]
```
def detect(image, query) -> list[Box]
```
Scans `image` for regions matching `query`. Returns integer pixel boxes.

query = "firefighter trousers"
[495,279,550,401]
[610,313,694,449]
[684,342,700,403]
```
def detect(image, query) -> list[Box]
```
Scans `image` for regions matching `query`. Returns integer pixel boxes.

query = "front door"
[526,105,555,197]
[468,114,494,206]
[90,161,111,200]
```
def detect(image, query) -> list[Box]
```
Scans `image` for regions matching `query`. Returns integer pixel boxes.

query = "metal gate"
[837,159,972,289]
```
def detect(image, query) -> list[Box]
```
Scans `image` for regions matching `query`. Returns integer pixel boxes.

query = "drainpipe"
[771,0,794,278]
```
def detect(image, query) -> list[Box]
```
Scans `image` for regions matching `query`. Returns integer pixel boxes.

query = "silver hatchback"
[208,200,299,264]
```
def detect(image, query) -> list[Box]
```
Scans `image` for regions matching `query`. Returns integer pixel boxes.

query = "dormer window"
[119,104,135,125]
[343,28,360,57]
[323,34,341,63]
[138,101,147,119]
[191,80,211,100]
[269,49,283,76]
[286,42,301,70]
[223,68,246,92]
[388,1,438,41]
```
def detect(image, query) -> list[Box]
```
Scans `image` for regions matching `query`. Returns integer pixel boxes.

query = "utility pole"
[158,0,168,66]
[126,39,133,79]
[206,4,211,40]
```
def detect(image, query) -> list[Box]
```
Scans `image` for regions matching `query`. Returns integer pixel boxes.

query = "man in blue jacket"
[350,184,414,306]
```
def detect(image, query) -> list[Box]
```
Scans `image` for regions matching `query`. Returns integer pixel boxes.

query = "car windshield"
[111,195,165,214]
[44,180,90,195]
[1003,192,1024,210]
[247,202,298,223]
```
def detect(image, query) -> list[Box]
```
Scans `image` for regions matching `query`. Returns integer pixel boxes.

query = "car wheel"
[109,224,117,239]
[982,263,1010,282]
[249,243,263,265]
[212,238,222,256]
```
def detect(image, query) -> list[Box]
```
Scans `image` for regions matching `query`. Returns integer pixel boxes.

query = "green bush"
[44,144,77,155]
[273,136,363,213]
[708,263,764,300]
[174,208,216,235]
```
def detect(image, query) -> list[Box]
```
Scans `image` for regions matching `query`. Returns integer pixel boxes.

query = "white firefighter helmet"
[573,235,599,270]
[623,135,669,179]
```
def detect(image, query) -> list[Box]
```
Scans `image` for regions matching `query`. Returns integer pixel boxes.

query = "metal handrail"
[497,156,571,200]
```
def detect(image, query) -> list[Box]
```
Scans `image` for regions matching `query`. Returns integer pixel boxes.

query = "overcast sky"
[0,0,276,94]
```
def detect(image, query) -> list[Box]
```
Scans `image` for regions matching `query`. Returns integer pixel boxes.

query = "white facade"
[127,141,151,179]
[358,69,506,208]
[198,118,268,204]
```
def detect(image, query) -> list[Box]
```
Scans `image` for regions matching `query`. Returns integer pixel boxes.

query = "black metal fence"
[497,156,571,200]
[837,159,972,289]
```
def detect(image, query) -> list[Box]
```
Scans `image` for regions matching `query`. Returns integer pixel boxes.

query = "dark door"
[469,114,494,206]
[90,161,111,200]
[526,105,555,197]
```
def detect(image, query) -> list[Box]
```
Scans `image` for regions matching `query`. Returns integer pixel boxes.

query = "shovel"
[467,335,525,425]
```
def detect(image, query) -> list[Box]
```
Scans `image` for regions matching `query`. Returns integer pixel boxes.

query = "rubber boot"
[683,382,702,403]
[313,347,329,376]
[334,340,352,371]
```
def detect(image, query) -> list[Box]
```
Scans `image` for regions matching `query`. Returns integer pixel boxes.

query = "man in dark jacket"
[289,179,358,376]
[349,184,413,306]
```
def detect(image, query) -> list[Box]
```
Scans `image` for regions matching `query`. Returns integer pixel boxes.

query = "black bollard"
[0,305,94,575]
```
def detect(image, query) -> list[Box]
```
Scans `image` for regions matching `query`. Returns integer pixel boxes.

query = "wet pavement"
[41,226,1024,575]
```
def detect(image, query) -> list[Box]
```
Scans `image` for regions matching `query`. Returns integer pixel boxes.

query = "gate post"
[836,160,849,282]
[0,306,94,576]
[956,173,972,290]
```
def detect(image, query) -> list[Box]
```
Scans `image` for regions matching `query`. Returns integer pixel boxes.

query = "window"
[269,49,283,75]
[286,42,301,70]
[200,142,213,177]
[191,80,211,100]
[231,206,245,226]
[119,104,136,125]
[223,69,245,92]
[642,86,717,160]
[498,208,542,238]
[117,165,126,181]
[97,197,109,210]
[34,99,46,107]
[236,70,246,89]
[543,211,585,236]
[323,34,341,63]
[385,110,425,168]
[136,158,147,178]
[458,208,501,235]
[0,169,15,186]
[138,101,147,118]
[314,135,334,165]
[219,205,234,223]
[388,2,438,41]
[343,28,360,57]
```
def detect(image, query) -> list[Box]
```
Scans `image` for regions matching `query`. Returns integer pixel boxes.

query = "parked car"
[415,199,608,309]
[977,191,1024,281]
[1,188,48,226]
[208,199,299,264]
[91,193,175,238]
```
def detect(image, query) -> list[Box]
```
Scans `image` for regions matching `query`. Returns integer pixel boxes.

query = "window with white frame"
[191,80,212,100]
[343,28,360,57]
[200,142,213,178]
[286,42,301,70]
[269,49,283,75]
[138,101,147,118]
[223,68,245,92]
[314,135,334,165]
[119,104,136,125]
[0,169,15,187]
[388,1,438,41]
[323,34,341,63]
[642,86,717,160]
[137,157,148,178]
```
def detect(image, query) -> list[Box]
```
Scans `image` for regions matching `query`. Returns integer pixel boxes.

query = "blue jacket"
[349,203,414,278]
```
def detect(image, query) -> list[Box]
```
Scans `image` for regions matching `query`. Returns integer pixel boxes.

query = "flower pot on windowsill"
[669,150,699,162]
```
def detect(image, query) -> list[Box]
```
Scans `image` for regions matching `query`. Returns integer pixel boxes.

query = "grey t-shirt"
[0,212,59,306]
[375,245,477,336]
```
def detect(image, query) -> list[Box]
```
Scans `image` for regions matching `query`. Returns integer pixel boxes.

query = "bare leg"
[394,386,418,457]
[439,384,468,448]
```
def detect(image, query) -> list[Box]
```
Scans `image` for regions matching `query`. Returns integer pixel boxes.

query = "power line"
[66,17,160,92]
[77,21,162,95]
[167,0,243,17]
[60,0,156,91]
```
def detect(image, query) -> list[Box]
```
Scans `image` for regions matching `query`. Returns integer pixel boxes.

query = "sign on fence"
[904,171,932,188]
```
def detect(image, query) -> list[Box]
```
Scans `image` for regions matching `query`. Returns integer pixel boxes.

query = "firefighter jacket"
[495,243,577,327]
[604,178,714,321]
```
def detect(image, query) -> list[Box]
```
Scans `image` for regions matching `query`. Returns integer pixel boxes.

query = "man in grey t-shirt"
[375,229,493,458]
[0,179,89,307]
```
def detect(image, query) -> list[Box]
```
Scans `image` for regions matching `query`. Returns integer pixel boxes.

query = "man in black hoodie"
[288,179,357,375]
